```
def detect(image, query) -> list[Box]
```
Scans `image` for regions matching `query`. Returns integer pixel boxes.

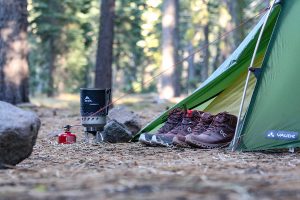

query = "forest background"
[0,0,270,104]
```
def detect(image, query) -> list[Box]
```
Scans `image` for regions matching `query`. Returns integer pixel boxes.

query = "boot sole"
[151,135,171,147]
[172,137,190,148]
[139,134,156,146]
[186,137,230,149]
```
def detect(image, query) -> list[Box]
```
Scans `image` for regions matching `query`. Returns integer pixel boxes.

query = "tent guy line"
[72,7,269,126]
[64,4,270,130]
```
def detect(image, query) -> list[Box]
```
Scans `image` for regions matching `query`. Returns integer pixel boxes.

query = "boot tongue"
[215,113,227,123]
[167,108,183,121]
[186,110,193,117]
[168,108,184,116]
[179,110,194,125]
[201,112,213,123]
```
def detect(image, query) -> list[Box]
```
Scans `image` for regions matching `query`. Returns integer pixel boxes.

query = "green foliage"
[28,0,97,95]
[27,0,268,96]
[114,0,162,93]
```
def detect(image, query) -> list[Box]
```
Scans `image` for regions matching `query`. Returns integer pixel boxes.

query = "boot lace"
[193,121,206,132]
[169,115,199,135]
[205,116,233,136]
[158,109,183,133]
[169,123,192,135]
[205,113,227,134]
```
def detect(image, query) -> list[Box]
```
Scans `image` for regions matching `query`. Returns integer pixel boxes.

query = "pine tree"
[29,0,95,95]
[0,0,29,104]
[159,0,180,99]
[95,0,115,90]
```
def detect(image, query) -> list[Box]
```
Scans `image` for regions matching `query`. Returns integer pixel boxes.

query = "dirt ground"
[1,94,300,200]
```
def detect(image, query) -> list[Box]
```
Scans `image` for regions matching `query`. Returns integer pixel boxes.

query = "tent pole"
[231,0,277,151]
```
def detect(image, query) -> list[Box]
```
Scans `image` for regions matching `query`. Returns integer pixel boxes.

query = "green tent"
[136,0,300,151]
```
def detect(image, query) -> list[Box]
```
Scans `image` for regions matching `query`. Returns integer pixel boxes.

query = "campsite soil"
[1,94,300,200]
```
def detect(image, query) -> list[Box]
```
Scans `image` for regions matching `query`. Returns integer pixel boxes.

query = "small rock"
[108,106,142,135]
[0,101,40,168]
[16,102,37,109]
[101,120,132,143]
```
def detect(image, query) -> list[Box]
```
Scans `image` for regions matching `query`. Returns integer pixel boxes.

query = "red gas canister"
[58,125,76,144]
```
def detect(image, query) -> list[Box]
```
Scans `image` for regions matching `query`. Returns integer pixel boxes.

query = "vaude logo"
[265,130,299,141]
[84,96,92,103]
[267,132,275,138]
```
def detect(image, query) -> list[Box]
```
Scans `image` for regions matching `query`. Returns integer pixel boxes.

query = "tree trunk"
[159,0,180,99]
[44,0,63,97]
[140,62,145,92]
[222,23,233,61]
[201,24,210,82]
[213,29,222,71]
[187,42,195,93]
[0,0,29,104]
[173,0,180,97]
[95,0,115,89]
[225,0,246,47]
[47,37,55,97]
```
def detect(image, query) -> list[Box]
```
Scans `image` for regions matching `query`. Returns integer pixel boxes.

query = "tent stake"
[232,0,277,151]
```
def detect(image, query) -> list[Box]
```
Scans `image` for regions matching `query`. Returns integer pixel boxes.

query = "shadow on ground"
[1,94,300,200]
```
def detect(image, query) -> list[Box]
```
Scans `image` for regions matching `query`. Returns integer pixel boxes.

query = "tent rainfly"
[136,0,300,151]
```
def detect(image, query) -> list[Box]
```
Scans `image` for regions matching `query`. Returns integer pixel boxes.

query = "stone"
[108,106,142,135]
[0,101,40,168]
[101,120,132,143]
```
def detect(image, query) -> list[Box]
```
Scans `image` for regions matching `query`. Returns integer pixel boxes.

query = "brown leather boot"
[173,112,214,147]
[152,110,202,147]
[186,112,237,148]
[139,108,185,146]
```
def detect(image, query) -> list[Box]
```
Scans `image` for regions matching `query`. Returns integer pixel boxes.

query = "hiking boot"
[186,112,237,148]
[139,108,185,146]
[138,133,155,146]
[173,112,214,147]
[152,110,203,147]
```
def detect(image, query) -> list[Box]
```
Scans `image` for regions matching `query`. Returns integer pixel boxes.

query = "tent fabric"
[137,0,300,152]
[135,4,281,138]
[203,70,255,115]
[237,0,300,151]
[203,45,268,115]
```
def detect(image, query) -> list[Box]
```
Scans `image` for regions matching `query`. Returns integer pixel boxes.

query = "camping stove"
[80,88,111,143]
